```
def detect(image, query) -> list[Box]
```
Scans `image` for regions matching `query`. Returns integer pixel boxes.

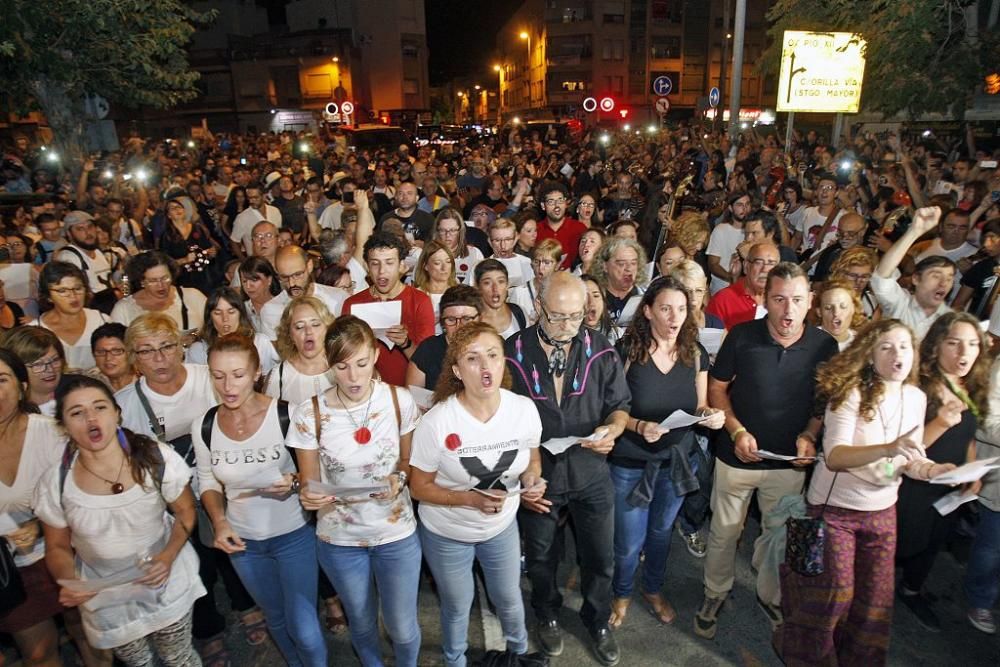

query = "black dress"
[157,223,220,295]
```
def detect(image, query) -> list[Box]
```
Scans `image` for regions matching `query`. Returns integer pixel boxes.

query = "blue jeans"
[228,523,326,666]
[318,531,422,667]
[420,521,528,667]
[611,457,696,598]
[966,503,1000,609]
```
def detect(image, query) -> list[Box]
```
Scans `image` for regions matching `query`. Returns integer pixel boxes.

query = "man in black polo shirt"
[505,272,630,666]
[695,263,838,640]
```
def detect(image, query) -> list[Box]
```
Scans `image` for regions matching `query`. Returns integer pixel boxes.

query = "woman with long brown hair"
[430,207,483,284]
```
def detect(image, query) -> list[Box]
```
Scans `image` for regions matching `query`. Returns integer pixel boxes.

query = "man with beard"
[535,181,587,270]
[706,192,752,294]
[810,212,868,282]
[55,211,115,313]
[378,181,434,243]
[259,245,349,338]
[505,271,630,666]
[592,238,648,325]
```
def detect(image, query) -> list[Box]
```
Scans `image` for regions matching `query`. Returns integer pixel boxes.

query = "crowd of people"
[0,118,999,667]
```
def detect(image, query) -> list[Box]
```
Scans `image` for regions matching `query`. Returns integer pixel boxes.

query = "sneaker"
[536,620,563,657]
[694,594,726,639]
[897,589,941,633]
[756,594,783,631]
[968,608,997,635]
[678,525,707,558]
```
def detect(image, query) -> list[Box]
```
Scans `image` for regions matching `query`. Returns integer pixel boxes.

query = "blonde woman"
[265,296,336,405]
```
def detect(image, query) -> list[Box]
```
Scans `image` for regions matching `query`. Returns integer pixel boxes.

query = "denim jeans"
[228,523,326,667]
[318,531,422,667]
[420,521,528,667]
[966,503,1000,609]
[610,456,696,598]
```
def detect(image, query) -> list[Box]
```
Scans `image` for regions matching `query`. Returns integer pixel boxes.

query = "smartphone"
[240,157,247,165]
[342,190,355,204]
[981,160,998,169]
[992,191,1000,203]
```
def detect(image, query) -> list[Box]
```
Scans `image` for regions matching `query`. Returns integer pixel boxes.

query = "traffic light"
[619,108,629,120]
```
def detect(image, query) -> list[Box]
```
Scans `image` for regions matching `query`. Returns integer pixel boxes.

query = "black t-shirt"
[411,333,448,389]
[466,225,492,258]
[380,208,435,242]
[606,286,641,324]
[960,257,999,317]
[273,195,307,235]
[710,319,838,470]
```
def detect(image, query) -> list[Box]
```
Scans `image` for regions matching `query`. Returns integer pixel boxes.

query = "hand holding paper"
[929,457,1000,485]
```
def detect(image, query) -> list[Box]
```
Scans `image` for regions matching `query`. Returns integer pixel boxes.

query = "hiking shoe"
[898,590,941,633]
[968,608,997,635]
[694,594,726,639]
[757,594,783,630]
[677,525,707,558]
[536,620,563,657]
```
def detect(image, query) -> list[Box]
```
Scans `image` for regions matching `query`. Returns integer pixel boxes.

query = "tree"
[762,0,1000,119]
[0,0,215,170]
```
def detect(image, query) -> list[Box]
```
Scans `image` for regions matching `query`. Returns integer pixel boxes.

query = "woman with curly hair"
[830,246,881,320]
[895,311,990,632]
[814,278,866,351]
[776,319,957,665]
[607,276,725,628]
[264,296,335,405]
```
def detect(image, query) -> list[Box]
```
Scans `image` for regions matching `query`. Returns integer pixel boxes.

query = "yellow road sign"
[776,31,866,113]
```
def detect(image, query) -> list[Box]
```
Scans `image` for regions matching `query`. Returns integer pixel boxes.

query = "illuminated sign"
[599,97,615,112]
[582,96,597,112]
[776,31,866,113]
[986,73,1000,95]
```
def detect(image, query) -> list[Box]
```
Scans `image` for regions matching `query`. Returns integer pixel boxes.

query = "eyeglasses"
[278,269,307,284]
[492,235,516,245]
[93,347,127,358]
[843,271,872,282]
[143,276,173,287]
[544,198,566,206]
[27,355,61,373]
[253,232,276,241]
[838,228,864,239]
[438,227,461,237]
[748,258,779,269]
[818,184,837,192]
[541,305,585,324]
[49,286,86,297]
[441,315,479,327]
[134,343,180,360]
[7,241,25,248]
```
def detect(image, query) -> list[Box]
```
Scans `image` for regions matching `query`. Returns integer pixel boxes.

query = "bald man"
[258,245,349,337]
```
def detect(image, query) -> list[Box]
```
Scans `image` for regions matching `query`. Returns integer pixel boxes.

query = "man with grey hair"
[505,271,631,666]
[319,230,367,294]
[590,237,648,326]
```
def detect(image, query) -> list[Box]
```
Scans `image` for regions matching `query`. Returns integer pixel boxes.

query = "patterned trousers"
[113,607,201,667]
[775,504,896,667]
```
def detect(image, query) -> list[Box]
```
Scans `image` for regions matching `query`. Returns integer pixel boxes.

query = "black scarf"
[537,326,571,377]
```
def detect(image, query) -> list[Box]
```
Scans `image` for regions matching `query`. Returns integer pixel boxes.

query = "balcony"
[544,5,592,23]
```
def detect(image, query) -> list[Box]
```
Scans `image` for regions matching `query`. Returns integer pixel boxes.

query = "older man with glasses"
[706,243,780,330]
[505,271,630,666]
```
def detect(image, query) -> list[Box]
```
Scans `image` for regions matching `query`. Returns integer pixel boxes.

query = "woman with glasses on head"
[265,296,336,405]
[431,208,483,284]
[0,326,65,416]
[186,287,279,375]
[238,256,283,333]
[31,262,109,372]
[407,286,482,391]
[88,323,137,393]
[509,238,564,325]
[110,251,207,335]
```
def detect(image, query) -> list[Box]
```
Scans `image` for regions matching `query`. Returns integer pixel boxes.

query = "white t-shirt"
[254,292,290,339]
[796,206,846,252]
[493,255,534,288]
[317,202,346,231]
[193,399,305,541]
[706,222,744,294]
[264,360,335,405]
[231,205,282,255]
[110,288,207,333]
[410,390,541,542]
[32,308,108,372]
[33,442,206,649]
[347,256,369,294]
[56,245,112,294]
[186,333,280,375]
[287,383,419,547]
[0,415,66,567]
[454,246,484,285]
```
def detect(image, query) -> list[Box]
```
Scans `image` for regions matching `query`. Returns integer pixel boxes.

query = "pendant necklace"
[78,455,127,494]
[337,382,374,444]
[877,389,905,478]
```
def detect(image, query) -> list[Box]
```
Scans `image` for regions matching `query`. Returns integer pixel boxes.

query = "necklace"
[78,454,127,494]
[876,388,905,478]
[336,382,375,444]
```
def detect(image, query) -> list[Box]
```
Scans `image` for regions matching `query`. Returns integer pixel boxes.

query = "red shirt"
[343,286,435,386]
[536,217,587,269]
[706,280,761,331]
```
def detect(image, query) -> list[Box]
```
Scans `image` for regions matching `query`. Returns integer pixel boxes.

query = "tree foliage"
[762,0,1000,119]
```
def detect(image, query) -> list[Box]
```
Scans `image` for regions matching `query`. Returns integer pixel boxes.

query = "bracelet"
[399,338,412,351]
[730,427,747,440]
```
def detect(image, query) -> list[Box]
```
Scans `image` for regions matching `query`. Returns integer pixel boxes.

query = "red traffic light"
[619,108,629,119]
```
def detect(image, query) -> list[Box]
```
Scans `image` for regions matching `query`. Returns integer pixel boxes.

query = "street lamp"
[519,30,531,110]
[493,64,503,126]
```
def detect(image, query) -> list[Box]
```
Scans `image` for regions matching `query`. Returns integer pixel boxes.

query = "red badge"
[354,427,372,445]
[459,263,468,273]
[445,433,462,451]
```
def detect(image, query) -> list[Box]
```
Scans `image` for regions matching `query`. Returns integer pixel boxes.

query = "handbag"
[0,542,26,615]
[785,472,839,577]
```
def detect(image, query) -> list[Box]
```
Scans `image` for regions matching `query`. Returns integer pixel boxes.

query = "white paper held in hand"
[351,301,402,349]
[756,449,816,462]
[929,456,1000,485]
[303,478,389,501]
[407,385,434,411]
[617,296,643,326]
[541,429,606,455]
[657,410,706,430]
[933,490,979,516]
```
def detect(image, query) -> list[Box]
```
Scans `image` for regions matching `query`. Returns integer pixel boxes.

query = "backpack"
[199,400,295,468]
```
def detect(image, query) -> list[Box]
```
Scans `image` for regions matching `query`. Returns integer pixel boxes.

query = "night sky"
[425,0,522,86]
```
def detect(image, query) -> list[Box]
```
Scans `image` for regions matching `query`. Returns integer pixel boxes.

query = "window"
[402,43,419,58]
[602,39,624,60]
[650,36,680,59]
[602,0,625,23]
[604,76,624,95]
[403,78,419,95]
[560,80,587,92]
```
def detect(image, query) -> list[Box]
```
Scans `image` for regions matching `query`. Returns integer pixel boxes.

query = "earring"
[117,427,130,452]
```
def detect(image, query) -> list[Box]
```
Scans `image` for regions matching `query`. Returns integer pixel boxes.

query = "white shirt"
[454,246,484,285]
[231,205,282,255]
[193,399,306,541]
[264,361,335,405]
[411,390,541,542]
[317,202,347,231]
[287,383,419,547]
[796,207,846,252]
[111,287,207,332]
[56,244,112,293]
[706,222,745,294]
[492,255,534,288]
[347,256,368,294]
[186,333,280,375]
[869,273,952,341]
[913,239,977,302]
[32,309,108,372]
[116,363,218,449]
[253,292,290,339]
[0,415,65,567]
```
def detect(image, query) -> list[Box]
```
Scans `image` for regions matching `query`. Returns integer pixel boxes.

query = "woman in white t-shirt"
[34,374,206,665]
[32,261,109,372]
[110,252,206,335]
[410,322,545,667]
[265,296,335,405]
[291,315,421,667]
[194,334,326,666]
[186,287,279,375]
[0,351,108,666]
[431,208,483,284]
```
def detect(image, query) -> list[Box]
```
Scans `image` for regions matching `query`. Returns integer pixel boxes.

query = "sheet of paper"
[59,563,148,594]
[407,385,434,411]
[352,301,402,330]
[0,263,35,300]
[617,296,643,326]
[756,449,816,462]
[699,328,725,355]
[933,491,979,516]
[559,163,574,177]
[754,304,768,320]
[303,479,388,500]
[657,410,705,431]
[0,513,19,534]
[930,457,1000,485]
[497,256,527,287]
[83,584,159,610]
[541,430,605,456]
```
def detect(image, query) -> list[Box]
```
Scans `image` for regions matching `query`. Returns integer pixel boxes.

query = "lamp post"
[493,64,502,126]
[519,30,531,110]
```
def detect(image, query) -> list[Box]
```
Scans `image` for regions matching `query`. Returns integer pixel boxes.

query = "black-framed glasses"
[93,348,127,358]
[134,343,180,360]
[27,356,61,373]
[441,315,479,327]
